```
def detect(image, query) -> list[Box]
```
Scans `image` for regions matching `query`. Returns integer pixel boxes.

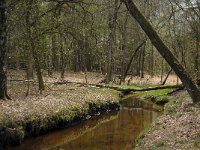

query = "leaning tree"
[122,0,200,103]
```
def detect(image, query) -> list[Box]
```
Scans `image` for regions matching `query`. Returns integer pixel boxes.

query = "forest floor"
[1,71,120,146]
[135,90,200,150]
[2,70,191,148]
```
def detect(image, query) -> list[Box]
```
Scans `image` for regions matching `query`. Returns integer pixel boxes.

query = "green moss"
[155,96,170,105]
[151,140,165,149]
[163,93,188,114]
[122,88,173,105]
[164,98,177,114]
[195,134,200,148]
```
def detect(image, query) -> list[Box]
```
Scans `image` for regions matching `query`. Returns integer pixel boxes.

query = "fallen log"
[167,86,184,95]
[116,85,183,95]
[54,80,183,95]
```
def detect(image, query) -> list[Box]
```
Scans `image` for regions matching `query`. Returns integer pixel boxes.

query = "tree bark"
[0,0,10,100]
[119,12,128,84]
[140,43,146,78]
[106,0,120,83]
[123,0,200,103]
[161,69,173,85]
[25,0,45,92]
[47,37,53,77]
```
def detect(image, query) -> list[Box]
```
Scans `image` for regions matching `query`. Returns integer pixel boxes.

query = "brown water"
[7,97,162,150]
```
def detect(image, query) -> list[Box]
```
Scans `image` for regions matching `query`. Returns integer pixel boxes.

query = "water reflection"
[8,97,162,150]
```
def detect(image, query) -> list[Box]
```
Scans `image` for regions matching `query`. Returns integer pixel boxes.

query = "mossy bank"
[0,84,120,147]
[135,91,200,150]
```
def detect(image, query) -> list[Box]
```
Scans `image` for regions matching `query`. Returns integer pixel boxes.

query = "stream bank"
[135,91,200,150]
[6,95,162,150]
[1,72,178,149]
[0,84,120,148]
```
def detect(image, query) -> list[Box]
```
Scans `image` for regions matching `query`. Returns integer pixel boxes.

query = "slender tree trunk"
[34,56,44,91]
[25,0,44,92]
[27,54,34,80]
[123,0,200,103]
[160,59,164,83]
[137,49,141,77]
[140,43,146,78]
[106,0,119,83]
[0,0,10,100]
[150,45,154,77]
[195,38,200,81]
[60,38,66,80]
[161,69,173,85]
[122,40,146,81]
[47,37,53,77]
[119,12,128,84]
[52,35,59,72]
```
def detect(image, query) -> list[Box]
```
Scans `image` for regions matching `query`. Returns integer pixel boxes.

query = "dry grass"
[1,71,120,146]
[2,83,119,127]
[127,74,181,86]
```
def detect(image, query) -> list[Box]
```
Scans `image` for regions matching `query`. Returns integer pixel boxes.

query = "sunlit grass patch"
[123,88,174,106]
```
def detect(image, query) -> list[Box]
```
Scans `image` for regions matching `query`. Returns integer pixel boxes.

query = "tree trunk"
[140,43,146,78]
[25,0,44,92]
[119,12,128,84]
[195,38,200,82]
[60,37,66,80]
[137,48,142,77]
[123,0,200,103]
[122,40,146,82]
[150,45,154,77]
[47,37,53,77]
[0,0,10,100]
[34,56,45,91]
[161,69,173,85]
[27,55,34,80]
[52,35,60,72]
[106,0,119,83]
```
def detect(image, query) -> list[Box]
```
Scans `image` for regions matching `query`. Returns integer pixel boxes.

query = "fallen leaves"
[136,91,200,150]
[0,82,119,134]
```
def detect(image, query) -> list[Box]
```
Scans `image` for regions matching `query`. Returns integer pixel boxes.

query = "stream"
[7,97,162,150]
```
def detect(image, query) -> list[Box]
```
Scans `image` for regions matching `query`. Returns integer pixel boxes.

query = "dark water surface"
[8,97,162,150]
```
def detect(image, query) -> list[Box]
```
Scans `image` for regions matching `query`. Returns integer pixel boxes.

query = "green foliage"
[150,139,165,149]
[125,88,173,105]
[195,134,200,148]
[155,96,170,105]
[164,97,177,114]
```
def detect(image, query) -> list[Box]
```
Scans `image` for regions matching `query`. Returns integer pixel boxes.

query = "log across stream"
[7,97,162,150]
